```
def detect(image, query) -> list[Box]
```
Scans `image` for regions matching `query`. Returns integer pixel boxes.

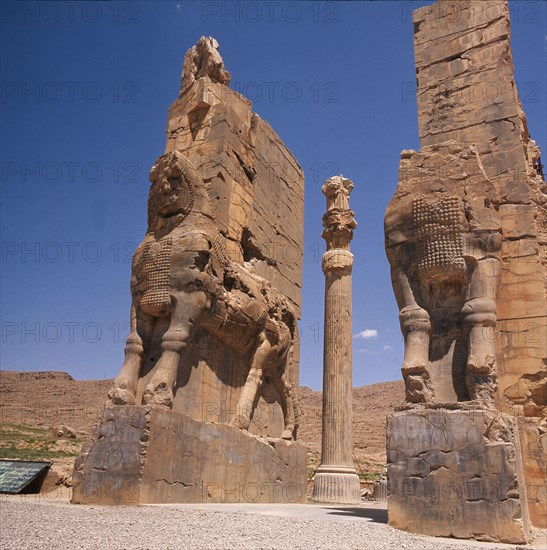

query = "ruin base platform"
[387,406,530,544]
[71,405,307,505]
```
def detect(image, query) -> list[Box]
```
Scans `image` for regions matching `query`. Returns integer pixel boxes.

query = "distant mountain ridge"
[0,370,405,465]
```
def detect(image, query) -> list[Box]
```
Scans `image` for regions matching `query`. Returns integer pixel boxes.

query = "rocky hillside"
[0,370,405,479]
[0,371,111,432]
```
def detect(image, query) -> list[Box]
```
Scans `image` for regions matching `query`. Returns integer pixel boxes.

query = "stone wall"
[387,407,530,544]
[165,47,304,313]
[72,406,307,504]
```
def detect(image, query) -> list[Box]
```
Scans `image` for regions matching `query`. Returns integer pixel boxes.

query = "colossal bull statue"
[107,151,299,440]
[385,142,503,405]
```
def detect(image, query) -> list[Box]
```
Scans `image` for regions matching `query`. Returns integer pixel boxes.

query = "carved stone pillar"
[312,176,360,504]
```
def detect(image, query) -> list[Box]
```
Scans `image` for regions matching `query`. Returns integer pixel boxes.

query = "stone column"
[312,176,360,504]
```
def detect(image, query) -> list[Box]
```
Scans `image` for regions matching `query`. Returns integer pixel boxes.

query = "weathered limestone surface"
[412,0,546,419]
[105,37,304,440]
[387,407,530,544]
[166,37,304,319]
[516,416,547,530]
[312,176,360,504]
[72,37,306,504]
[72,406,307,504]
[385,0,545,538]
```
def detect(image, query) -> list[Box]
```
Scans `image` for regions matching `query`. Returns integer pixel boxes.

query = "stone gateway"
[72,37,307,504]
[385,0,546,543]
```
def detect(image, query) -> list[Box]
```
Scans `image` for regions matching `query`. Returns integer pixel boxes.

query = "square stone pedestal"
[71,405,307,505]
[387,407,530,544]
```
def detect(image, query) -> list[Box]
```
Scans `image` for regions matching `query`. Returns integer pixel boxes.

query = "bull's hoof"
[467,354,495,374]
[142,382,173,408]
[230,415,249,431]
[108,386,136,406]
[401,360,428,376]
[281,429,293,441]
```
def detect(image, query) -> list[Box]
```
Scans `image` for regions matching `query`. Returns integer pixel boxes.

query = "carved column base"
[311,466,361,504]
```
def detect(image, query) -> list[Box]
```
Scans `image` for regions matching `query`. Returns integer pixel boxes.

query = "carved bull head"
[147,151,211,232]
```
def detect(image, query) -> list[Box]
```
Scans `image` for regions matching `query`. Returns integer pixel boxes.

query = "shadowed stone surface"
[386,142,503,406]
[387,407,530,544]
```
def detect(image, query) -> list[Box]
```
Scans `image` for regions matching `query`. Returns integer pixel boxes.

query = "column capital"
[322,175,354,202]
[321,176,357,251]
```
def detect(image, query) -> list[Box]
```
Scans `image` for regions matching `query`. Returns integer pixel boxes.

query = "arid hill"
[0,371,111,432]
[298,381,405,466]
[0,370,405,478]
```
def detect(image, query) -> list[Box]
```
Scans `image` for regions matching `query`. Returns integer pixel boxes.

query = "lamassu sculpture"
[384,0,545,541]
[385,143,503,405]
[72,36,306,505]
[108,151,298,440]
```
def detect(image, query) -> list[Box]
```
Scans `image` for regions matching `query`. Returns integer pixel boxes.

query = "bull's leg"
[392,267,434,403]
[109,304,149,405]
[462,257,501,403]
[143,290,207,408]
[273,365,296,441]
[230,335,270,430]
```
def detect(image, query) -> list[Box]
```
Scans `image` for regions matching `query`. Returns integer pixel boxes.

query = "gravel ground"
[1,495,545,550]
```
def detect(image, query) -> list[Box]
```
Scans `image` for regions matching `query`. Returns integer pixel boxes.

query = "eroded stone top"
[322,175,352,197]
[322,175,356,253]
[180,36,231,93]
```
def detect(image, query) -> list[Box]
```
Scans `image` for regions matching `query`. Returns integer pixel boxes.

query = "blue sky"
[1,1,546,389]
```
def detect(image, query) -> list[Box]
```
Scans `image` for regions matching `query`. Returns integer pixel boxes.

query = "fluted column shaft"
[312,175,360,504]
[322,261,353,467]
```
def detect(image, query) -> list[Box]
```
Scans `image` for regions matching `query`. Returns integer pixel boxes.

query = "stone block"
[72,406,307,505]
[387,408,530,544]
[517,417,547,528]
